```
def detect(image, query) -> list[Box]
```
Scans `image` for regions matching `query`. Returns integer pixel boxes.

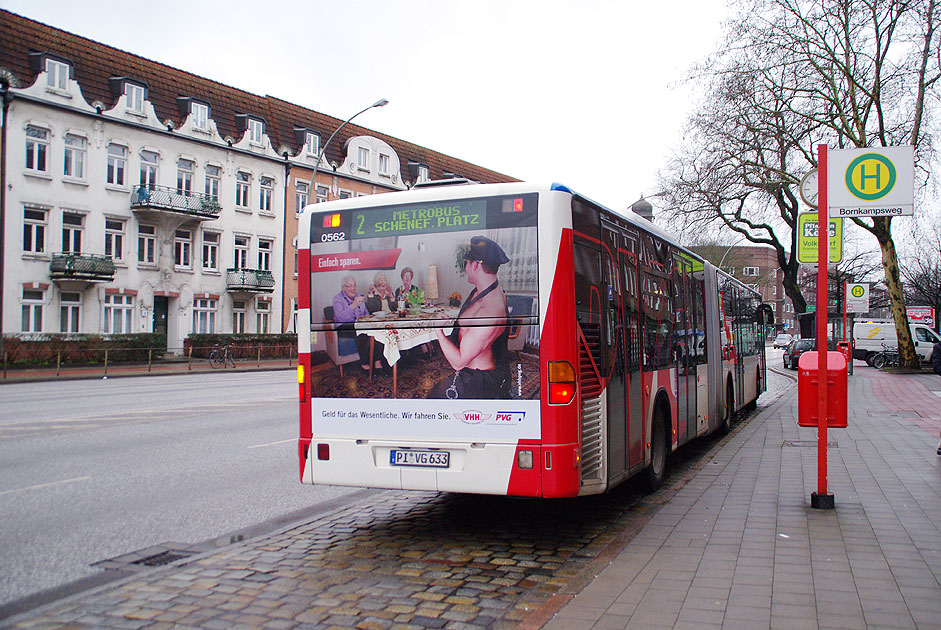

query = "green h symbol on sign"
[859,163,881,189]
[846,153,896,201]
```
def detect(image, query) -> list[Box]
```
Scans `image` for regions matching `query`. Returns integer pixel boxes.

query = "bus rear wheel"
[722,381,734,434]
[644,408,668,491]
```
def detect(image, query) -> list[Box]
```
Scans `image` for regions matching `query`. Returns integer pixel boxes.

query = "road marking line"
[248,438,295,449]
[0,476,91,496]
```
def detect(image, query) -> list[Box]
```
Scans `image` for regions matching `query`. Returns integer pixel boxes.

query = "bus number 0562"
[321,232,345,242]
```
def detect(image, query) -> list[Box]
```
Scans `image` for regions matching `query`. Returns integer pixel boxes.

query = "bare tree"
[660,0,941,368]
[901,220,941,326]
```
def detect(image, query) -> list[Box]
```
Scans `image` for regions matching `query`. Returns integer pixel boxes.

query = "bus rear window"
[309,194,539,329]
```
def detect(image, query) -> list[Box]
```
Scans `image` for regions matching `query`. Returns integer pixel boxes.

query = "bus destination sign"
[352,199,488,239]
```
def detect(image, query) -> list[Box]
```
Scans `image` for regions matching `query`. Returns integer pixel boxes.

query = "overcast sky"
[3,0,726,213]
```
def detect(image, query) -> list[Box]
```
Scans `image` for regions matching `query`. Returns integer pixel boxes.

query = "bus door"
[673,254,696,443]
[602,223,627,482]
[622,231,643,471]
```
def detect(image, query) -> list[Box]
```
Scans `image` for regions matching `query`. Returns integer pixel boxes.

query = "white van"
[853,321,941,362]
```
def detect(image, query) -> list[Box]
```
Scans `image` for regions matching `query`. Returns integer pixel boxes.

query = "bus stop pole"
[813,144,835,509]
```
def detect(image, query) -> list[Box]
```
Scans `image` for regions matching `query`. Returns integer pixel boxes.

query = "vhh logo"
[846,153,897,201]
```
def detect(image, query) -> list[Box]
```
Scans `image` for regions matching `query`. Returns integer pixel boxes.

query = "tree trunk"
[872,217,918,368]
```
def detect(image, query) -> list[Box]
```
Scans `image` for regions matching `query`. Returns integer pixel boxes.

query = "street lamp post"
[307,98,388,204]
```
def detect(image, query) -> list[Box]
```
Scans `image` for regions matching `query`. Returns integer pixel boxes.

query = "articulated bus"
[296,182,768,498]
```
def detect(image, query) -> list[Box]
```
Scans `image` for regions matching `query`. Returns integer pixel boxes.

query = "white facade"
[3,62,285,351]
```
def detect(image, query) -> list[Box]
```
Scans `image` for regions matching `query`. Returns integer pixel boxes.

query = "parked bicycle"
[208,343,236,369]
[871,343,899,370]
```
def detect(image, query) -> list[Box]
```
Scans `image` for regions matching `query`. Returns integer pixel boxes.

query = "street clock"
[800,169,819,208]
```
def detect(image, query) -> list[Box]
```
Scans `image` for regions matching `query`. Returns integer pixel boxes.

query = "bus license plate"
[390,450,449,468]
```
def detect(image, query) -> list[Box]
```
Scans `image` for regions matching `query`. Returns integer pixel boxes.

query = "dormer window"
[357,147,369,170]
[248,118,264,144]
[378,153,390,176]
[305,131,320,156]
[45,58,70,92]
[124,83,145,113]
[418,165,430,183]
[191,101,209,131]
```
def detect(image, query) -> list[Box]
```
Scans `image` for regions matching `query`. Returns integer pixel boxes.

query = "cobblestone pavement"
[1,373,791,629]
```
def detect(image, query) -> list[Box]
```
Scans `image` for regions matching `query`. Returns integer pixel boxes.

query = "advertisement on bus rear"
[308,193,540,441]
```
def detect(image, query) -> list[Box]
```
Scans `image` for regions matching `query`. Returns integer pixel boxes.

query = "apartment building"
[0,10,514,351]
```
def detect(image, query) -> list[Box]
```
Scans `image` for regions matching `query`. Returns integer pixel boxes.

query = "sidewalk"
[545,366,941,629]
[0,356,301,383]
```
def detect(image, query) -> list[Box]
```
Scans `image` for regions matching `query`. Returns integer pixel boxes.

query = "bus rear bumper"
[303,439,525,495]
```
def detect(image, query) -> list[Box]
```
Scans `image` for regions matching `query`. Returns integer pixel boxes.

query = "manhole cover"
[133,551,192,566]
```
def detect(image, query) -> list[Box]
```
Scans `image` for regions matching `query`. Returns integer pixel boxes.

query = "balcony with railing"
[130,185,222,219]
[50,253,116,282]
[226,268,275,293]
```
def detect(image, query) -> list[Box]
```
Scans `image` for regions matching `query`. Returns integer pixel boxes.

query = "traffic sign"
[828,146,914,218]
[846,283,869,313]
[797,212,843,264]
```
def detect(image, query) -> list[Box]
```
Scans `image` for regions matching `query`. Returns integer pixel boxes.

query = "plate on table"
[421,307,439,314]
[370,311,391,319]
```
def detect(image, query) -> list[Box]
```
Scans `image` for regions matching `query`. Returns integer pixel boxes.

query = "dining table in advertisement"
[355,306,456,397]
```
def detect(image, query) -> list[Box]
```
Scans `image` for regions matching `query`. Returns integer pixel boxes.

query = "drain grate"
[783,440,838,448]
[132,551,192,567]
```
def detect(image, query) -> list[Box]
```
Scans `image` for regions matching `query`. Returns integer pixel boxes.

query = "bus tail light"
[317,443,330,460]
[297,364,306,401]
[548,361,576,405]
[517,450,533,469]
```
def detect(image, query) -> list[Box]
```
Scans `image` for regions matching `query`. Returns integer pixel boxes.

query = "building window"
[106,143,127,186]
[295,181,309,212]
[140,150,159,187]
[259,177,273,212]
[234,236,249,269]
[233,300,246,333]
[104,294,133,334]
[138,224,156,264]
[177,158,194,194]
[256,300,270,334]
[63,133,86,179]
[257,239,272,271]
[24,208,47,254]
[357,146,369,170]
[772,286,777,296]
[191,101,209,131]
[236,171,250,208]
[202,231,219,271]
[104,219,125,262]
[174,229,192,269]
[316,184,328,203]
[378,153,390,175]
[193,298,216,334]
[124,83,144,113]
[25,125,49,173]
[417,164,430,183]
[248,118,264,144]
[742,266,759,276]
[748,284,760,293]
[338,189,352,199]
[45,58,69,92]
[62,212,83,253]
[60,291,81,333]
[21,288,44,333]
[305,131,319,156]
[205,164,221,201]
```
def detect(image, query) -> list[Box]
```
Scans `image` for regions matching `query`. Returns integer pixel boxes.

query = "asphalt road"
[0,370,357,607]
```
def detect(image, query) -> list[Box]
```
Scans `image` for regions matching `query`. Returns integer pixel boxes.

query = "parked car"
[783,338,815,370]
[773,333,792,349]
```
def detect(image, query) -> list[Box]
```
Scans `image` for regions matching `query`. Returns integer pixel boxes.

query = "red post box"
[798,351,848,427]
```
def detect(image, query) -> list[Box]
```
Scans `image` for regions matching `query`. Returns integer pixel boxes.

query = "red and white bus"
[296,182,768,497]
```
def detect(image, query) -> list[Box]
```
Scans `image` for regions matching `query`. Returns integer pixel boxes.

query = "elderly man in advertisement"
[433,236,512,399]
[333,275,383,372]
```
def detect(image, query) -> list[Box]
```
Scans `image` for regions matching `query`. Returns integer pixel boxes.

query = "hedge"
[1,333,167,367]
[184,334,297,359]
